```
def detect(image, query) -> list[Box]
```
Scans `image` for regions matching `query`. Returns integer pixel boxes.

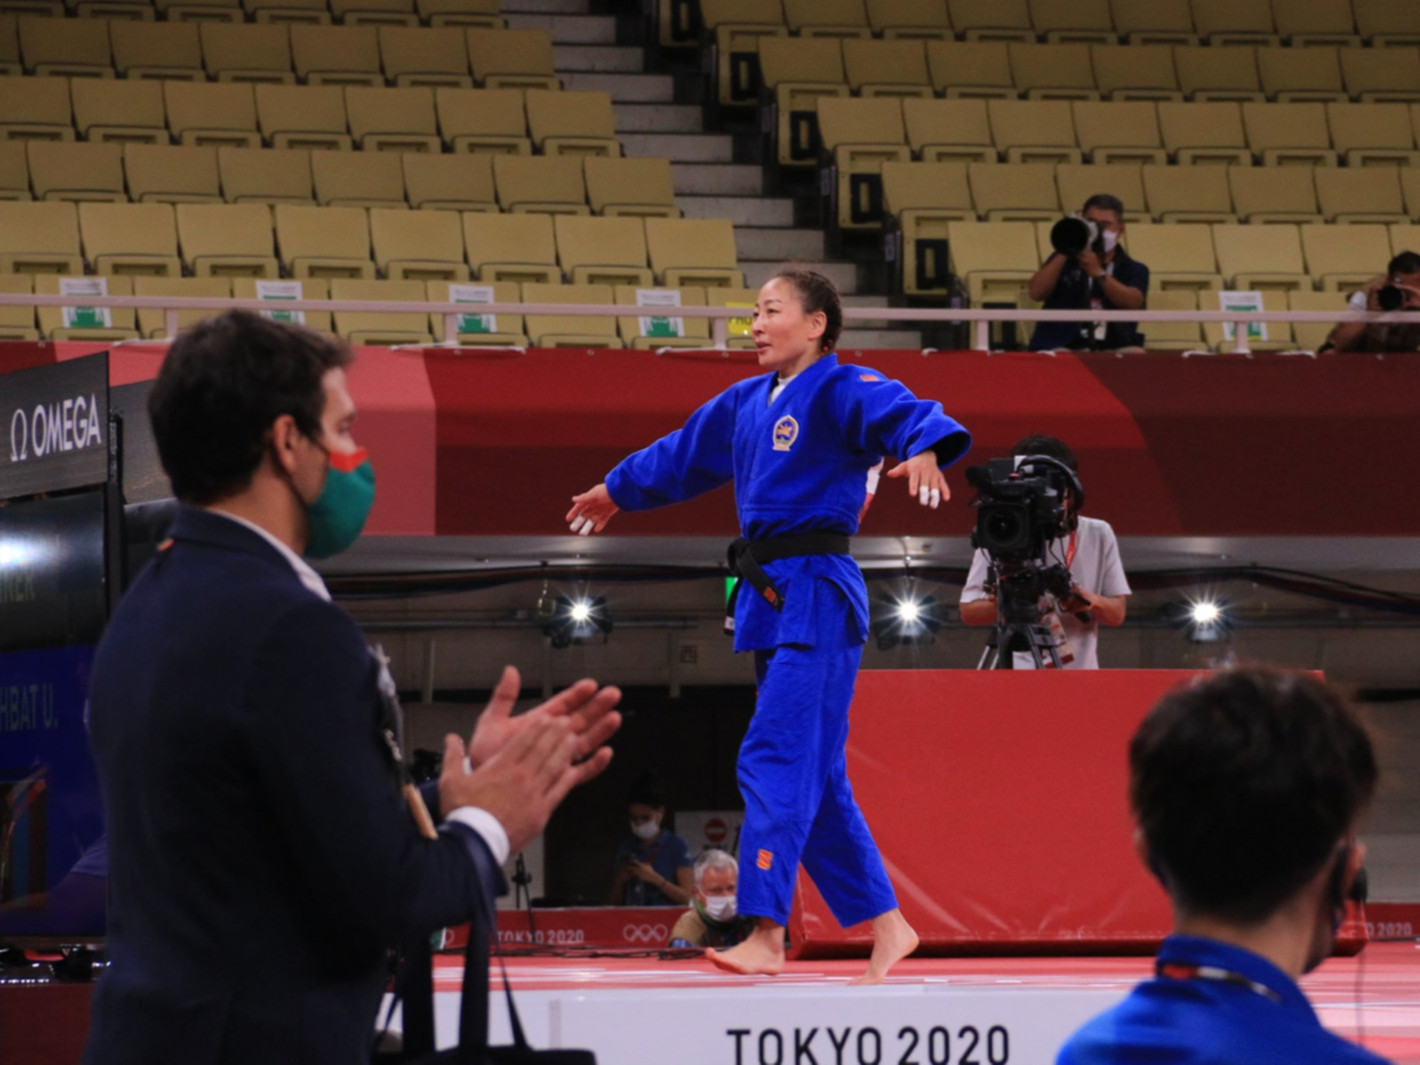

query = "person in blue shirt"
[566,269,971,983]
[1059,667,1387,1065]
[606,772,695,907]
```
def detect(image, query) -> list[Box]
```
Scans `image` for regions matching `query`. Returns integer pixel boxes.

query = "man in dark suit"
[83,312,622,1065]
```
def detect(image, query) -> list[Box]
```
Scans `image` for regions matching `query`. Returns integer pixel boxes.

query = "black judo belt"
[724,532,850,633]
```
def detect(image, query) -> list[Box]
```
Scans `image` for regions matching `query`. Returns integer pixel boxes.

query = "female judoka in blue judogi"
[567,270,971,983]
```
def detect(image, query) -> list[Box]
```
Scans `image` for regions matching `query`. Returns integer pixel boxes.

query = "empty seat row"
[0,275,758,351]
[0,0,501,27]
[0,201,742,288]
[0,19,549,86]
[0,78,617,157]
[1138,288,1350,355]
[0,143,676,216]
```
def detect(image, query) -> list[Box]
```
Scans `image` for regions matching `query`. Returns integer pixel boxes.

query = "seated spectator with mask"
[1058,668,1383,1065]
[669,849,757,949]
[606,772,694,907]
[1322,251,1420,353]
[1028,194,1149,353]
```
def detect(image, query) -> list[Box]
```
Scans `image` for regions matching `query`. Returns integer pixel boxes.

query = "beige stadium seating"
[462,211,560,283]
[1241,102,1338,166]
[1286,289,1345,353]
[219,146,315,204]
[1256,47,1347,105]
[154,0,244,24]
[328,0,418,27]
[110,21,205,80]
[18,15,112,77]
[1190,0,1278,46]
[554,215,653,287]
[1326,103,1419,167]
[644,217,743,288]
[759,35,850,168]
[402,151,497,211]
[466,28,558,91]
[817,96,912,230]
[1141,289,1206,352]
[1299,223,1392,292]
[424,279,525,346]
[525,90,620,157]
[0,200,83,273]
[1340,47,1420,104]
[1228,166,1322,224]
[36,274,137,342]
[865,0,952,40]
[841,38,933,97]
[345,87,442,152]
[704,285,759,348]
[925,41,1015,99]
[436,87,530,154]
[1142,164,1235,223]
[132,276,232,339]
[176,202,280,276]
[71,79,167,145]
[1158,102,1252,166]
[199,23,295,83]
[1273,0,1360,47]
[1353,0,1420,47]
[1173,46,1263,103]
[1212,223,1308,292]
[79,202,183,276]
[0,141,27,200]
[521,282,622,348]
[0,274,38,339]
[416,0,502,28]
[256,84,353,151]
[369,206,468,280]
[1123,222,1222,291]
[1071,101,1166,164]
[700,0,786,108]
[0,75,75,141]
[290,25,383,86]
[583,156,679,218]
[124,144,224,204]
[1313,168,1409,225]
[1007,43,1100,101]
[882,160,974,295]
[232,275,333,332]
[379,26,472,87]
[987,100,1083,165]
[311,149,406,208]
[331,279,433,345]
[0,17,15,76]
[901,98,994,163]
[1090,45,1182,102]
[164,82,261,149]
[1055,163,1147,221]
[782,0,868,38]
[274,203,375,278]
[1391,223,1420,255]
[76,0,155,17]
[1401,170,1420,220]
[1110,0,1196,45]
[615,284,711,349]
[968,162,1062,221]
[492,154,588,214]
[946,221,1038,340]
[245,0,331,25]
[1202,290,1295,353]
[1029,0,1115,44]
[947,0,1033,42]
[27,142,125,203]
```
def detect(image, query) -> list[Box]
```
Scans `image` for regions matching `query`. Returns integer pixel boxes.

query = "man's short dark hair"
[1012,434,1077,472]
[149,311,352,505]
[628,770,667,809]
[1082,194,1125,219]
[1387,251,1420,276]
[1130,668,1377,925]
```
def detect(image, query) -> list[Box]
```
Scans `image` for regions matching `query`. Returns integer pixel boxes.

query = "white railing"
[0,293,1409,354]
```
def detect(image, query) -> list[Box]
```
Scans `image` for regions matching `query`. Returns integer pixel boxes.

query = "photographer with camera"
[1322,251,1420,354]
[1028,194,1149,353]
[959,435,1129,669]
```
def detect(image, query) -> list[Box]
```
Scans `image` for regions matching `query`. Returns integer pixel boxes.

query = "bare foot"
[848,908,919,985]
[706,922,785,976]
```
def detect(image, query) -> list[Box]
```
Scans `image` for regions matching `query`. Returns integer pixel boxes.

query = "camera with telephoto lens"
[1377,281,1410,312]
[1050,215,1105,258]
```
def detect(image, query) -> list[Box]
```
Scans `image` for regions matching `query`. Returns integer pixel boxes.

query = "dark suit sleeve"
[243,598,495,941]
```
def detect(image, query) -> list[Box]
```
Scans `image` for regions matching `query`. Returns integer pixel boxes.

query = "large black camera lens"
[974,501,1033,556]
[1378,284,1405,312]
[1050,217,1091,256]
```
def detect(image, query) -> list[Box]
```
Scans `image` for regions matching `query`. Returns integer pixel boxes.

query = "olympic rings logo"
[621,923,669,944]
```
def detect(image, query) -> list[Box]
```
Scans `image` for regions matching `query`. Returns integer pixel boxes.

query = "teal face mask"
[304,445,375,559]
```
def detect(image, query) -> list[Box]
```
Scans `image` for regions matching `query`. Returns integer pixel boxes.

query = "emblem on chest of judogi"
[772,415,799,451]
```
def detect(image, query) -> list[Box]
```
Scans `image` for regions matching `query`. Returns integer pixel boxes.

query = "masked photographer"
[1322,251,1420,354]
[1027,194,1149,353]
[959,435,1129,669]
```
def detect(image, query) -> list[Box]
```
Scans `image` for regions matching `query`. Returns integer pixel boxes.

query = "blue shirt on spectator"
[612,829,693,906]
[1029,249,1150,352]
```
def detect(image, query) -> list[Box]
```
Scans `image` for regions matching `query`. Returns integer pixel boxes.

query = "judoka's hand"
[566,483,620,535]
[886,450,949,509]
[467,665,622,770]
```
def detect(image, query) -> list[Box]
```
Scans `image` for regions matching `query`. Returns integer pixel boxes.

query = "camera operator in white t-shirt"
[959,435,1130,669]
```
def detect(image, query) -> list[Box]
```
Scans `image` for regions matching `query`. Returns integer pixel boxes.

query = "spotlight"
[540,594,611,649]
[1179,597,1230,643]
[870,594,941,651]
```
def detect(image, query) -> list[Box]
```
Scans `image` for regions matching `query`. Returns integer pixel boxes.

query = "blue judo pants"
[735,588,898,928]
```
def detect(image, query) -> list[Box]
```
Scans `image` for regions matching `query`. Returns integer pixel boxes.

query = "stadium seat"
[72,78,167,145]
[0,200,83,273]
[759,35,850,168]
[17,15,112,77]
[817,96,912,230]
[0,141,27,199]
[968,161,1062,221]
[255,84,353,151]
[402,151,497,211]
[1189,0,1278,47]
[492,154,588,214]
[644,217,742,288]
[1140,288,1205,352]
[416,0,501,29]
[176,202,280,276]
[164,82,261,148]
[1400,170,1420,220]
[1353,0,1420,47]
[1299,223,1393,291]
[1313,168,1409,225]
[1173,45,1263,103]
[1071,101,1166,164]
[329,0,418,28]
[700,0,786,108]
[369,206,467,280]
[703,285,759,347]
[219,146,315,203]
[232,275,333,332]
[1390,222,1420,255]
[882,160,975,295]
[436,87,531,154]
[154,0,244,24]
[783,0,870,38]
[1123,222,1223,291]
[583,156,679,218]
[110,20,205,80]
[1228,165,1321,223]
[245,0,331,25]
[1325,103,1419,167]
[124,144,224,203]
[1141,164,1236,223]
[865,0,952,40]
[466,28,558,91]
[1055,163,1146,221]
[1110,0,1196,45]
[902,98,995,163]
[0,17,15,76]
[311,149,406,208]
[199,23,296,84]
[0,75,73,142]
[947,0,1033,42]
[554,215,652,287]
[27,142,125,203]
[1340,47,1420,104]
[133,276,232,339]
[1030,0,1116,45]
[525,90,620,157]
[925,41,1015,100]
[379,26,472,87]
[79,201,183,276]
[945,221,1038,335]
[1211,222,1308,292]
[425,279,525,346]
[1201,289,1294,353]
[274,203,375,277]
[0,274,37,339]
[1158,102,1252,166]
[1256,47,1347,105]
[1286,288,1344,353]
[1241,102,1338,166]
[35,274,137,341]
[841,38,933,98]
[522,282,622,349]
[345,87,442,152]
[1008,43,1100,101]
[331,279,433,344]
[1090,45,1182,102]
[1272,0,1360,47]
[290,25,383,86]
[988,100,1083,164]
[75,0,153,17]
[615,284,711,349]
[462,211,560,283]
